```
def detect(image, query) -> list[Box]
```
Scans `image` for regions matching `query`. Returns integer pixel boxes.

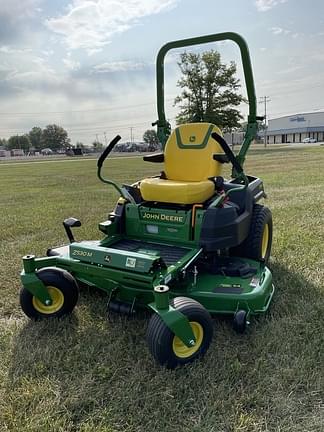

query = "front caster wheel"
[146,297,213,369]
[20,268,79,320]
[233,310,248,334]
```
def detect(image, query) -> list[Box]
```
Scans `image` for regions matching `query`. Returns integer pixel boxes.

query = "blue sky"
[0,0,323,144]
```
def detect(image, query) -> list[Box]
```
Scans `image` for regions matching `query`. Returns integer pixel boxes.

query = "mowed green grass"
[0,147,323,432]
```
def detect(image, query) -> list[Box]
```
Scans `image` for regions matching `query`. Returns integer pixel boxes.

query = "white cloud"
[276,65,304,75]
[41,50,55,57]
[63,57,81,71]
[0,0,42,19]
[0,46,33,54]
[92,60,146,73]
[271,27,283,35]
[46,0,179,54]
[0,63,18,81]
[8,57,57,84]
[270,27,291,36]
[1,51,60,93]
[255,0,288,12]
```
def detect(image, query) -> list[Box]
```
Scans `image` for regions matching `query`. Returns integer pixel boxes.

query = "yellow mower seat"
[140,123,224,205]
[140,178,215,205]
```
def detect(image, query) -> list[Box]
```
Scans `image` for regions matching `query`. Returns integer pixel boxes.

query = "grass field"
[0,146,323,432]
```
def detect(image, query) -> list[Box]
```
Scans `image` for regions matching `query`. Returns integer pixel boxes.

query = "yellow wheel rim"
[32,286,64,314]
[261,223,269,258]
[172,321,204,359]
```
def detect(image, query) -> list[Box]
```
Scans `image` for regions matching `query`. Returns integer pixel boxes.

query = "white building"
[224,131,245,145]
[267,110,324,144]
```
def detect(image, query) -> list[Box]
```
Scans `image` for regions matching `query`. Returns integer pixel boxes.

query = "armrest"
[213,154,229,163]
[143,152,164,163]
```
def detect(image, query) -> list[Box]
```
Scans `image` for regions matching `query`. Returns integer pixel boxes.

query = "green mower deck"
[22,239,273,316]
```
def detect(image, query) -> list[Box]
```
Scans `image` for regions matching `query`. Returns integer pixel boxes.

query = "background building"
[267,110,324,144]
[224,131,245,146]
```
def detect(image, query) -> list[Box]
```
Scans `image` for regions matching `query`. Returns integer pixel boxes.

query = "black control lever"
[211,132,243,175]
[97,135,121,169]
[63,217,81,243]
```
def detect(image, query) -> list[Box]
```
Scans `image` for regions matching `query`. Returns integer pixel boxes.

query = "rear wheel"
[232,204,273,264]
[20,268,79,320]
[146,297,213,369]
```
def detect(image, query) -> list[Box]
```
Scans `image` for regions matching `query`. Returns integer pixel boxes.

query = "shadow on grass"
[6,263,323,431]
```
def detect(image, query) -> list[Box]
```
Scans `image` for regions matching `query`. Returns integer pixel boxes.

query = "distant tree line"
[0,127,161,154]
[0,125,70,152]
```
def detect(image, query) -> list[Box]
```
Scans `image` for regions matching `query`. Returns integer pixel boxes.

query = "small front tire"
[146,297,213,369]
[20,268,79,320]
[233,310,248,334]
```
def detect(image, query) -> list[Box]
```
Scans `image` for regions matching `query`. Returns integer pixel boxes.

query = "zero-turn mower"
[19,32,274,368]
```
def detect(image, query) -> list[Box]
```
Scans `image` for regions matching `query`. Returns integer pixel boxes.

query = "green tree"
[7,135,31,152]
[41,124,70,151]
[0,138,8,148]
[28,127,43,150]
[92,140,103,151]
[143,129,160,150]
[174,50,245,131]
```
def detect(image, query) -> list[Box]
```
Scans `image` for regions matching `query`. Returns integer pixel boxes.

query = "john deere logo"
[189,135,196,142]
[142,212,184,223]
[104,255,111,263]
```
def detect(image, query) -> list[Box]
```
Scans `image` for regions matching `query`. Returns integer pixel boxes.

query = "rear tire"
[20,268,79,320]
[146,297,213,369]
[231,204,273,264]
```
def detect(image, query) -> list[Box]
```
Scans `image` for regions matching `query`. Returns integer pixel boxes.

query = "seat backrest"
[164,123,224,182]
